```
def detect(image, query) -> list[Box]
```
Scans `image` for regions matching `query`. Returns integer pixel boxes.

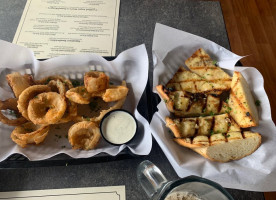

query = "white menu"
[0,186,125,200]
[13,0,120,59]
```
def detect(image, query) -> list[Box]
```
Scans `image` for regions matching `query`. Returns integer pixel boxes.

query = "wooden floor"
[218,0,276,199]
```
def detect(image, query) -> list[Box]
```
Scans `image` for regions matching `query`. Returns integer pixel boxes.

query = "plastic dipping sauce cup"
[100,109,138,145]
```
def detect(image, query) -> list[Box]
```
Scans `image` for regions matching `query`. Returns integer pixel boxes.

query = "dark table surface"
[0,1,265,200]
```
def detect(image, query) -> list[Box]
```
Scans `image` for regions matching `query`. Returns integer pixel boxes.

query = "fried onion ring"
[65,86,91,104]
[75,81,128,123]
[36,75,73,90]
[102,85,128,102]
[27,92,66,125]
[17,85,51,120]
[11,122,49,147]
[48,79,66,96]
[0,98,27,126]
[56,99,77,124]
[68,121,101,150]
[84,71,109,93]
[6,72,34,98]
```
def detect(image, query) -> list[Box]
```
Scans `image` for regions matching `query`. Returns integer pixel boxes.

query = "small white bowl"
[100,109,138,146]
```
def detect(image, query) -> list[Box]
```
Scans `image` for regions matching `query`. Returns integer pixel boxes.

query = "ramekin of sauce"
[100,109,138,145]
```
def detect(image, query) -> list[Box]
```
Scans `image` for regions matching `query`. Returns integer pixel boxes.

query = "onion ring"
[68,121,101,150]
[0,98,27,126]
[48,79,66,96]
[27,92,67,125]
[56,99,77,124]
[75,81,128,123]
[65,86,91,104]
[17,85,51,120]
[102,85,128,102]
[84,71,109,93]
[11,122,49,147]
[6,72,34,98]
[36,75,73,90]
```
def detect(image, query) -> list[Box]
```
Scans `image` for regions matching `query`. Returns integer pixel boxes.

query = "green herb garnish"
[255,100,261,106]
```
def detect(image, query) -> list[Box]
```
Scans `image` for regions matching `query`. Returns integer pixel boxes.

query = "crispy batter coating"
[56,99,77,124]
[47,79,66,96]
[68,121,101,150]
[11,122,49,147]
[84,71,109,93]
[36,75,73,90]
[0,98,27,126]
[27,92,66,125]
[17,85,51,120]
[74,81,128,123]
[65,86,91,104]
[6,72,34,98]
[102,85,128,102]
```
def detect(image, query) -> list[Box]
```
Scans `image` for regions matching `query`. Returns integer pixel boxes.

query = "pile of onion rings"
[1,71,128,150]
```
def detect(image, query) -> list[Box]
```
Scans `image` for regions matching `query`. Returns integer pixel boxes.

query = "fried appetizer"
[156,85,223,117]
[47,79,66,96]
[228,71,259,128]
[165,66,230,95]
[174,131,261,162]
[65,86,91,104]
[17,85,51,120]
[36,75,73,90]
[56,99,77,124]
[166,113,240,138]
[185,48,232,90]
[84,71,109,93]
[10,122,50,148]
[75,81,128,123]
[68,121,101,150]
[102,85,129,102]
[0,98,27,126]
[27,92,66,125]
[6,72,34,98]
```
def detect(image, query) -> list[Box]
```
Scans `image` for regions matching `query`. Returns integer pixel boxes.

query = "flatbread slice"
[228,71,259,128]
[185,48,232,90]
[174,131,261,162]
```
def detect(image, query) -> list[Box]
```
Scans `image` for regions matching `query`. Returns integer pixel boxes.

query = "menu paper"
[13,0,120,59]
[0,186,125,200]
[150,23,276,191]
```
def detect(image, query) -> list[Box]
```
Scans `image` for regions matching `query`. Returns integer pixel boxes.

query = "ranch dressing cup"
[100,109,138,145]
[137,160,234,200]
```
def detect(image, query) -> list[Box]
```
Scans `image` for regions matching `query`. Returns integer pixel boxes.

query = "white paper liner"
[0,40,152,161]
[150,23,276,191]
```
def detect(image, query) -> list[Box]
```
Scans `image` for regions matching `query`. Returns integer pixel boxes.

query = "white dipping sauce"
[101,111,136,144]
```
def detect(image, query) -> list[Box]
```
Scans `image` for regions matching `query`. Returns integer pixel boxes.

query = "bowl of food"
[100,109,138,146]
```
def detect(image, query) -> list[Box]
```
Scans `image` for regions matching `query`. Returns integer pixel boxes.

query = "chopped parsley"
[209,111,215,116]
[72,80,82,87]
[255,100,261,106]
[212,60,218,66]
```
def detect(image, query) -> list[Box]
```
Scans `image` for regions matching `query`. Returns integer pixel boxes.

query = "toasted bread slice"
[174,131,261,162]
[166,113,240,138]
[157,85,225,117]
[6,72,34,98]
[185,48,232,90]
[166,67,230,95]
[228,71,259,128]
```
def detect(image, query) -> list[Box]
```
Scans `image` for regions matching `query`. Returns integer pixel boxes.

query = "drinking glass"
[137,160,234,200]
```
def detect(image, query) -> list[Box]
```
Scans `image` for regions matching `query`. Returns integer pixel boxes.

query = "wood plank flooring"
[218,0,276,199]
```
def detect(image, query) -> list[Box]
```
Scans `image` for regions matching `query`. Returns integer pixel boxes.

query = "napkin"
[0,40,152,161]
[150,23,276,191]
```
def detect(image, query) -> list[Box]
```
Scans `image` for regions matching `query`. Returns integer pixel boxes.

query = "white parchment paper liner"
[150,23,276,191]
[0,40,152,161]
